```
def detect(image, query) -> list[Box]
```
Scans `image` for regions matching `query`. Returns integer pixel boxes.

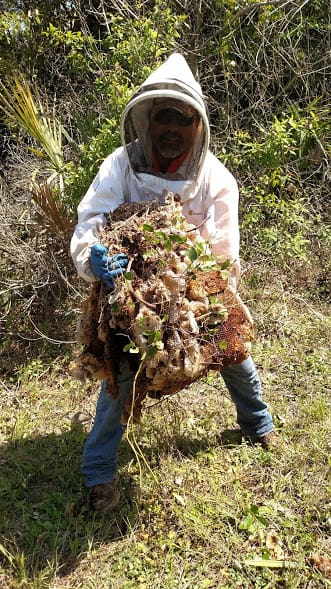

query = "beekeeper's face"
[150,104,200,160]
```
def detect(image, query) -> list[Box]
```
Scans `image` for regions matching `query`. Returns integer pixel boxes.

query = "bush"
[218,107,330,264]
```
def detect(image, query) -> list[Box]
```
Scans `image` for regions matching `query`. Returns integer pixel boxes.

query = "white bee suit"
[70,53,240,284]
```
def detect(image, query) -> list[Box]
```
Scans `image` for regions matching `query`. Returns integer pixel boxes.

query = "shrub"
[218,107,330,264]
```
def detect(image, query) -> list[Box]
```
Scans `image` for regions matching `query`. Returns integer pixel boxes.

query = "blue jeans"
[82,356,274,487]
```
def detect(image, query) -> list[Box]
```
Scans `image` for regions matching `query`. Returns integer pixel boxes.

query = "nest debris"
[71,192,254,424]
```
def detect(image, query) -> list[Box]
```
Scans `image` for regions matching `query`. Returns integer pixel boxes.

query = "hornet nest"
[71,191,254,424]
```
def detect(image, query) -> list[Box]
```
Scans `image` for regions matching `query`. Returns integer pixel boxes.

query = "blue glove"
[90,243,128,289]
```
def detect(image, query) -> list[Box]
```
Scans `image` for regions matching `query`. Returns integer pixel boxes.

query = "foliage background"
[0,1,329,329]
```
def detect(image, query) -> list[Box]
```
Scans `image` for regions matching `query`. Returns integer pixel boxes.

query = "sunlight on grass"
[0,280,330,588]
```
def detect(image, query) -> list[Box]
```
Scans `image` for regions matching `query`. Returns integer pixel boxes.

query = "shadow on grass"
[0,424,139,581]
[0,420,243,581]
[158,428,243,458]
[118,423,244,481]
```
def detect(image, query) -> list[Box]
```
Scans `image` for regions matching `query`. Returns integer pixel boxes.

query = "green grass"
[0,273,330,589]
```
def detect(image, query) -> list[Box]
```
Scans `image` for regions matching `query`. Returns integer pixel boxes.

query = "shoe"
[244,430,280,450]
[88,481,120,513]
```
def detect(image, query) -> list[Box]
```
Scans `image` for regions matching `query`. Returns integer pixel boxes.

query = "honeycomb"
[71,193,254,423]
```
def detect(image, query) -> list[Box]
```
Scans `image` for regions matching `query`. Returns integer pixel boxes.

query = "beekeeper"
[71,53,277,513]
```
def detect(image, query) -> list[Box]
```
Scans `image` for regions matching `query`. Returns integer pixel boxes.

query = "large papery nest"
[71,192,254,424]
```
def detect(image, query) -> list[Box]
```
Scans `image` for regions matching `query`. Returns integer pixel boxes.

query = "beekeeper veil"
[120,53,210,184]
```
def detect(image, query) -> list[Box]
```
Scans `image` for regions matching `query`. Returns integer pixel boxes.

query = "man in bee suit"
[71,52,277,513]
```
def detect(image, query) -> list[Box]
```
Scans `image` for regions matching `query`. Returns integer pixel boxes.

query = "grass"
[0,270,330,589]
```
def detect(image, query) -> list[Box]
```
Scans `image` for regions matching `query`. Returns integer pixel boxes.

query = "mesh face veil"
[120,54,210,183]
[152,108,196,127]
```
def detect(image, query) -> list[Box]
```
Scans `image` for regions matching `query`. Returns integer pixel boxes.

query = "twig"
[186,213,211,232]
[287,294,327,320]
[28,316,77,344]
[125,258,157,310]
[0,379,21,405]
[126,351,159,485]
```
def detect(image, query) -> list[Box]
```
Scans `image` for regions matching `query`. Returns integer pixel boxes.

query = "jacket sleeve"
[200,152,241,288]
[70,148,127,282]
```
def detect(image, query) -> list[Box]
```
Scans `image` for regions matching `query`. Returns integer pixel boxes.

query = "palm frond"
[30,181,73,233]
[0,77,65,177]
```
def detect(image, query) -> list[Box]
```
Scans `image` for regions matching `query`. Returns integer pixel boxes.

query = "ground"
[0,272,330,588]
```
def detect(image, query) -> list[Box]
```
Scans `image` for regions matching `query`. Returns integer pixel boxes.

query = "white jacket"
[71,53,240,284]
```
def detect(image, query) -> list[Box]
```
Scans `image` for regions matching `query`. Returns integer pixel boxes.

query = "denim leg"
[221,356,274,437]
[82,361,133,488]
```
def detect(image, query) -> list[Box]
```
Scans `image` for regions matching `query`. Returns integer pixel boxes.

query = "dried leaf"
[308,555,331,578]
[244,559,297,569]
[265,531,284,559]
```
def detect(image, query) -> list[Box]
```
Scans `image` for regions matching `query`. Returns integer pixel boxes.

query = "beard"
[157,132,184,159]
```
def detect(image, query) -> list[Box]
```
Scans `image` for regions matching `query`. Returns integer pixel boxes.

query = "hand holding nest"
[90,243,128,290]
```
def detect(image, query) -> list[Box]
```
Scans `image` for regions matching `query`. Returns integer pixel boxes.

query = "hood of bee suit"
[120,52,210,182]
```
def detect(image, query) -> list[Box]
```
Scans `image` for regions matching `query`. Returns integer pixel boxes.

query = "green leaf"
[218,340,228,350]
[142,223,154,232]
[187,247,198,261]
[145,346,158,358]
[239,514,255,530]
[169,233,187,243]
[142,249,156,260]
[123,341,139,353]
[200,580,214,589]
[220,259,231,270]
[256,515,267,526]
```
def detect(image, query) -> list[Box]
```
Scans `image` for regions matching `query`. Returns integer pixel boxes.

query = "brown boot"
[88,481,120,513]
[244,430,280,450]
